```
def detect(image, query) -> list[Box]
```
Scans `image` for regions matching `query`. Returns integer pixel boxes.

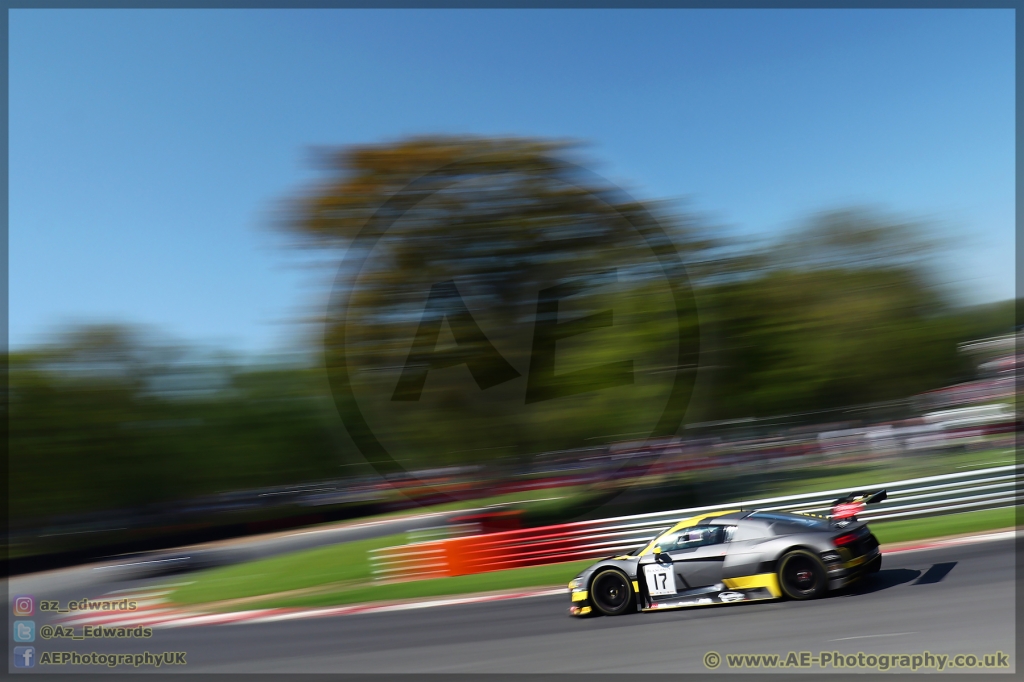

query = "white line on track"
[830,632,917,642]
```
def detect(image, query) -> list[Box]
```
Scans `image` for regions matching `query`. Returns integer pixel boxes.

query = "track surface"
[11,537,1016,674]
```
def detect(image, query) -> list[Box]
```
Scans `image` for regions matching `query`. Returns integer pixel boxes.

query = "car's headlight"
[568,577,584,591]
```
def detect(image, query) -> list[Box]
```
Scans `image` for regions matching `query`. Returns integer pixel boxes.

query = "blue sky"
[10,9,1015,354]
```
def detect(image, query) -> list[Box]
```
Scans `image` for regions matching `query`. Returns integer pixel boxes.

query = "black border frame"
[3,6,1018,682]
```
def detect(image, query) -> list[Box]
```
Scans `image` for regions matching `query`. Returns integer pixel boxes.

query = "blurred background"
[8,9,1016,575]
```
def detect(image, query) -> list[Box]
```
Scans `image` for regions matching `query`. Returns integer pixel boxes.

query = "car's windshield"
[643,526,727,553]
[635,526,674,555]
[639,525,681,555]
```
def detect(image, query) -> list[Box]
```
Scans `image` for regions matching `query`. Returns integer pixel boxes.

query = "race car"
[568,490,886,617]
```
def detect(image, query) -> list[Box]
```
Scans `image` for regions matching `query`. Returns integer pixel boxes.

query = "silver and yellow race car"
[568,491,886,617]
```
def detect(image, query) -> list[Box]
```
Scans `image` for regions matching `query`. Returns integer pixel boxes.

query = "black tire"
[589,569,635,616]
[864,554,882,574]
[778,549,828,600]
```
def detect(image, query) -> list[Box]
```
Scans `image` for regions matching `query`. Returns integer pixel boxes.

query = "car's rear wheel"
[590,569,635,616]
[778,550,827,600]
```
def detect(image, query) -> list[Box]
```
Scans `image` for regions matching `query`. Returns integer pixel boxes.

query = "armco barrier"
[369,464,1021,580]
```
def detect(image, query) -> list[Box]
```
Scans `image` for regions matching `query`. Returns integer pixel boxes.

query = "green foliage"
[698,267,971,418]
[689,209,1012,420]
[9,326,349,525]
[284,137,1012,431]
[9,137,1018,534]
[289,136,705,471]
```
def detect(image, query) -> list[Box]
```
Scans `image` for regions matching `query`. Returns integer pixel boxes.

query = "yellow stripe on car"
[571,590,589,602]
[723,573,782,598]
[846,554,868,568]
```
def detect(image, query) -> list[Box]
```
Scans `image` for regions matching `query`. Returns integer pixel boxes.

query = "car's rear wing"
[829,489,887,521]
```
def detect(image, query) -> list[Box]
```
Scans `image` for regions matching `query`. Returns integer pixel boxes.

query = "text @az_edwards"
[703,650,1010,672]
[40,624,153,639]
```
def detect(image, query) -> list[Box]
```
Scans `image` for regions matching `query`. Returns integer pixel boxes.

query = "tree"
[695,209,974,420]
[9,325,346,526]
[282,136,706,472]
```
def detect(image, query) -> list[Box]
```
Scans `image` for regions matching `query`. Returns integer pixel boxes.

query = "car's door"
[720,519,774,579]
[663,526,729,589]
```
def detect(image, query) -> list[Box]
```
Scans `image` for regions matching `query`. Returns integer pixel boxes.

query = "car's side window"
[723,525,737,543]
[731,521,772,541]
[667,526,725,551]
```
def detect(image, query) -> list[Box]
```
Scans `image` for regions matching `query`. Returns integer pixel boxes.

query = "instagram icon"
[13,596,34,617]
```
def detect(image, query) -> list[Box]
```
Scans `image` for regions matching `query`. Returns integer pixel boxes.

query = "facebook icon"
[13,646,35,668]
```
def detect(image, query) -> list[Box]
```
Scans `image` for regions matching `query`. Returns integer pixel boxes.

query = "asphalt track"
[13,536,1017,674]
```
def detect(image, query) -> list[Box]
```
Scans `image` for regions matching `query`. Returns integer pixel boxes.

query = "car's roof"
[637,508,833,556]
[704,510,749,524]
[745,509,830,522]
[663,509,829,525]
[669,509,741,531]
[680,509,831,529]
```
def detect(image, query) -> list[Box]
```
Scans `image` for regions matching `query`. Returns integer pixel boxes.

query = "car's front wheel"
[589,569,635,616]
[778,549,828,600]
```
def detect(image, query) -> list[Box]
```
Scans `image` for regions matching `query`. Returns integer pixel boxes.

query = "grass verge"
[170,533,408,606]
[869,505,1014,545]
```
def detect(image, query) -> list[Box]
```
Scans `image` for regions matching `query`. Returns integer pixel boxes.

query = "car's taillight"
[834,533,857,546]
